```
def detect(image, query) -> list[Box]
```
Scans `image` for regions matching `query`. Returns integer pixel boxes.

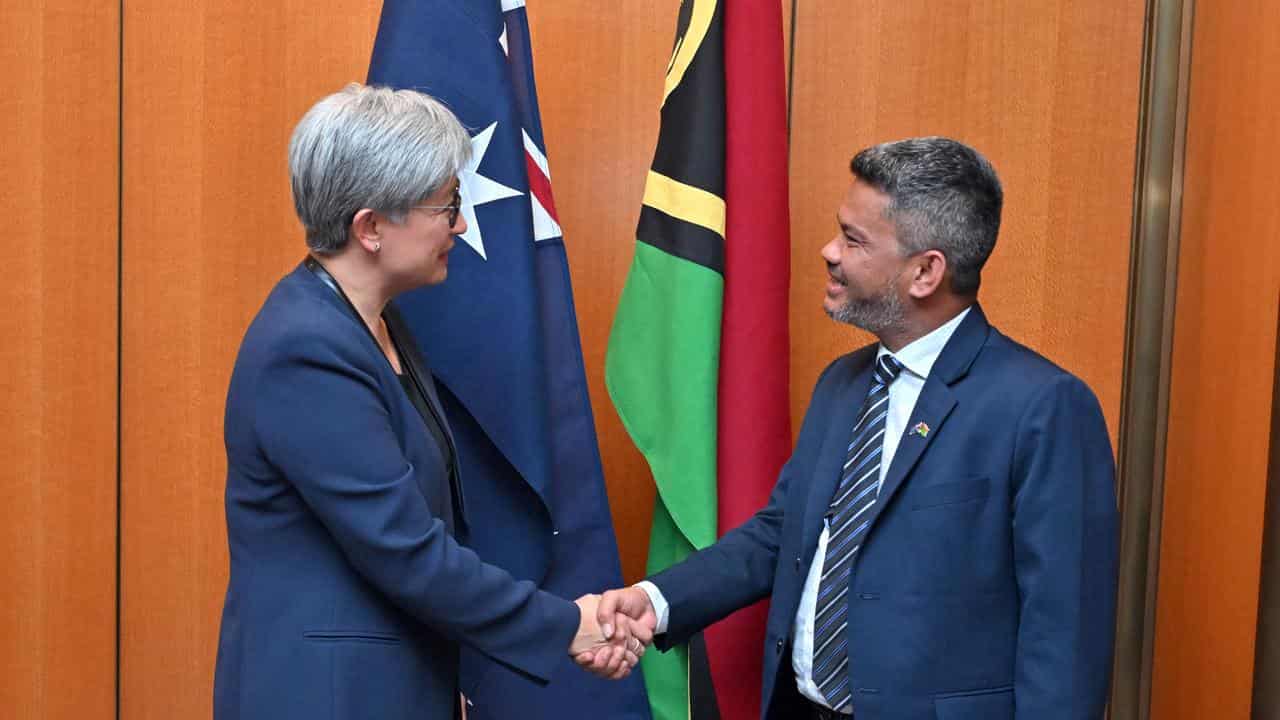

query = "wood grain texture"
[526,1,675,584]
[0,2,119,719]
[119,2,381,718]
[1151,1,1280,716]
[116,1,1151,715]
[788,0,1143,444]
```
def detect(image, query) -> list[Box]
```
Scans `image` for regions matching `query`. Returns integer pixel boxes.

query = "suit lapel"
[858,304,992,541]
[296,261,470,531]
[384,303,468,530]
[799,349,877,564]
[859,379,956,534]
[384,305,457,452]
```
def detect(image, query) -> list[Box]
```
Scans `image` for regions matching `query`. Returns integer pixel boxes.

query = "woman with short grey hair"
[212,84,643,720]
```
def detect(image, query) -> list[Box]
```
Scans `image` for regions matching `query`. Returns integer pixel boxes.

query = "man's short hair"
[851,137,1003,295]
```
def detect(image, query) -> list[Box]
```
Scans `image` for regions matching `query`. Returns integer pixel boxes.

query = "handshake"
[568,587,657,680]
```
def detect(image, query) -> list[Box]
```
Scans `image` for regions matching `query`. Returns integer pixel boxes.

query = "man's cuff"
[634,581,670,634]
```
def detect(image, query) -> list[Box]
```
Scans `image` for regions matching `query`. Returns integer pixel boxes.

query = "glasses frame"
[411,187,462,229]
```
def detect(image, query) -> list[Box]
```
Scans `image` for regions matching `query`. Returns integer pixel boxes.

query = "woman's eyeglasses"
[412,187,462,228]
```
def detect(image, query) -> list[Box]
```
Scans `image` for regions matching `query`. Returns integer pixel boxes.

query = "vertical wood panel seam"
[786,0,797,140]
[115,0,124,716]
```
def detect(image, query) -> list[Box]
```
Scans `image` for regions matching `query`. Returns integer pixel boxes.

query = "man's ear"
[906,249,948,299]
[350,208,381,253]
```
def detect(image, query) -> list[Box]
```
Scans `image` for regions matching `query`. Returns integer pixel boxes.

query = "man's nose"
[821,236,841,263]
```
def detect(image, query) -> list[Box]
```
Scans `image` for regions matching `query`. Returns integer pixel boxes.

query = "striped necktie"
[812,353,904,712]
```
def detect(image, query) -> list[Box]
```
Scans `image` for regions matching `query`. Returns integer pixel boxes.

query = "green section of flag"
[638,500,693,720]
[606,241,722,551]
[606,240,722,720]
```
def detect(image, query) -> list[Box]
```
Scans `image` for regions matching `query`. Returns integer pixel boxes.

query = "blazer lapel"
[385,306,457,450]
[859,379,957,534]
[384,303,469,531]
[800,350,877,564]
[858,304,992,539]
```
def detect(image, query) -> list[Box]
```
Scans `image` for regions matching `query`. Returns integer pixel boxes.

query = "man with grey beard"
[585,137,1120,720]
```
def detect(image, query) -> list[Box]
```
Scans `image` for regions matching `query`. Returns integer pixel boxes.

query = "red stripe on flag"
[525,153,560,223]
[704,1,793,719]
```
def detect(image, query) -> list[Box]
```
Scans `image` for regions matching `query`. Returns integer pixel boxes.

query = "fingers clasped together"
[570,587,659,680]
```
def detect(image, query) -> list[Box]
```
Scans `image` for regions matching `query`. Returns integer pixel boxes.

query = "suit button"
[795,556,802,572]
[776,639,784,654]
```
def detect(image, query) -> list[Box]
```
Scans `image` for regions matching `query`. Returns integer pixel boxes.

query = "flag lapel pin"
[911,421,930,438]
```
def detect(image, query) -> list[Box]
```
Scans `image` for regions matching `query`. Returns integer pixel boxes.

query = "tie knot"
[875,354,904,385]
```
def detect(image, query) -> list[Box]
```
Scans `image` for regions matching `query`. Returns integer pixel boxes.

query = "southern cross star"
[457,122,522,260]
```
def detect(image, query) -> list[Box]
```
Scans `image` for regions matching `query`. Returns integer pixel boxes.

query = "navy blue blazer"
[650,305,1118,720]
[214,264,579,720]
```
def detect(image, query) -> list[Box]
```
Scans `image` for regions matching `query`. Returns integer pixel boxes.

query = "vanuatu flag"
[605,0,792,718]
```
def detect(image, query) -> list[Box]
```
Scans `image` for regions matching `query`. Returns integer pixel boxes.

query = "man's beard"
[827,276,906,335]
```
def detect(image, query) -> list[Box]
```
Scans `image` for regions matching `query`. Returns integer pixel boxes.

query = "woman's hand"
[570,594,644,679]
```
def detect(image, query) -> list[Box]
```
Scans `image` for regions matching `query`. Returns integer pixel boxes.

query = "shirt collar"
[876,306,973,381]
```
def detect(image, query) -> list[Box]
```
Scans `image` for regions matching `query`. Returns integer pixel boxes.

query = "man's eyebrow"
[838,216,865,235]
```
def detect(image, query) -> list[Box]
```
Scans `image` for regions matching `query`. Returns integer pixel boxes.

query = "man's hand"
[570,594,642,680]
[597,586,657,642]
[571,587,658,679]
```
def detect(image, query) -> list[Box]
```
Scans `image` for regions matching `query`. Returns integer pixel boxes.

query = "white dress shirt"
[638,306,971,713]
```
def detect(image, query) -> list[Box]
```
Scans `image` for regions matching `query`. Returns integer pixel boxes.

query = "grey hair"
[288,83,472,254]
[850,137,1002,295]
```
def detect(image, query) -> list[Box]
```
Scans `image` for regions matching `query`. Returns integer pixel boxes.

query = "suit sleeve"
[1010,374,1119,718]
[251,330,578,684]
[646,358,845,648]
[647,460,793,648]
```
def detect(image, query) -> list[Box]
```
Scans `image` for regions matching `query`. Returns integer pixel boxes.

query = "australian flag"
[368,2,652,718]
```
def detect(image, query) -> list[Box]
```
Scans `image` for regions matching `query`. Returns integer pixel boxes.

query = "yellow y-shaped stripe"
[663,0,717,106]
[643,170,726,238]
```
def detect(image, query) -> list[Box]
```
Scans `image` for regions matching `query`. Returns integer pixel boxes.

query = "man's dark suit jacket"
[650,305,1118,720]
[213,264,578,720]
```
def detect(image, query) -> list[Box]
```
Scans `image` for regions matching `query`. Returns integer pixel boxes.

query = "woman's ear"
[350,208,381,253]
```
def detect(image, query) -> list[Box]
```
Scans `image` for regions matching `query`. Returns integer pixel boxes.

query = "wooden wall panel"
[788,1,1144,442]
[119,2,381,718]
[527,1,674,584]
[0,2,119,719]
[117,0,1150,714]
[1151,1,1280,716]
